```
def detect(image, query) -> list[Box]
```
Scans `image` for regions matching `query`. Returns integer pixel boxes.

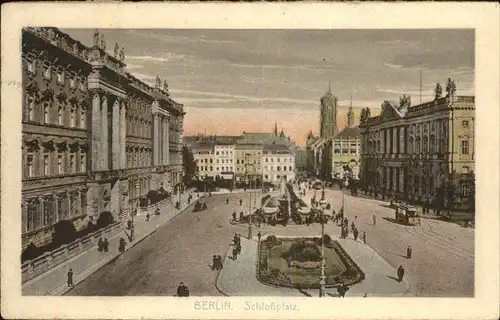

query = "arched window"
[423,136,428,153]
[430,135,436,153]
[416,137,421,154]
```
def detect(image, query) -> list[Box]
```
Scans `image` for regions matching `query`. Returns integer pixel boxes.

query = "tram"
[395,204,420,225]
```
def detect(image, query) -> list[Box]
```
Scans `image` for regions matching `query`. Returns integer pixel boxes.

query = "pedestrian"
[217,255,223,270]
[67,268,74,287]
[353,228,359,241]
[226,197,229,205]
[104,238,109,252]
[239,199,243,206]
[212,255,217,270]
[232,247,238,260]
[287,256,292,268]
[372,214,376,226]
[257,231,262,242]
[119,237,126,253]
[351,222,355,232]
[397,265,405,282]
[177,282,188,297]
[145,212,150,222]
[406,245,412,259]
[362,231,366,244]
[97,238,104,252]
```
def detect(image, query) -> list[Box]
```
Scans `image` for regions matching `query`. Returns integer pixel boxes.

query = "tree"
[182,145,197,185]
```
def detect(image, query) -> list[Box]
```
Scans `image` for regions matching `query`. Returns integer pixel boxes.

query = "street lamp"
[319,199,328,297]
[246,153,253,240]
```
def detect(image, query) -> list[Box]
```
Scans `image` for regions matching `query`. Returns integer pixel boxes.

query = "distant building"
[320,82,339,139]
[192,144,214,178]
[263,144,296,184]
[234,142,263,184]
[359,86,475,211]
[214,143,235,179]
[332,104,361,180]
[294,146,307,171]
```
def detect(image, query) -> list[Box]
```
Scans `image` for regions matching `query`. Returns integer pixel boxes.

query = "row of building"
[185,125,299,185]
[21,27,185,249]
[306,80,475,211]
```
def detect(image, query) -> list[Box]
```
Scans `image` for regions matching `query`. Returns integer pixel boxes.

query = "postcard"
[1,2,499,320]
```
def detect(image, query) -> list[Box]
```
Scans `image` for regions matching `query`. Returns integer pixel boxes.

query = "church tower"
[347,93,355,127]
[274,121,278,136]
[319,81,339,139]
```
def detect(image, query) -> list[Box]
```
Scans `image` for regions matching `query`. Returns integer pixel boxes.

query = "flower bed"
[257,236,365,289]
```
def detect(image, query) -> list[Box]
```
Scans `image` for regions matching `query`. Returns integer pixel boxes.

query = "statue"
[360,108,367,122]
[155,75,161,89]
[119,47,125,62]
[93,29,100,46]
[100,34,106,50]
[399,95,411,109]
[434,82,443,100]
[446,78,456,97]
[366,107,371,118]
[163,80,169,93]
[114,43,119,58]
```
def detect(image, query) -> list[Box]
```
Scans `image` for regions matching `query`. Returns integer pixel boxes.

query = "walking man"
[397,265,405,282]
[67,268,74,287]
[406,245,412,259]
[217,255,223,270]
[232,246,238,260]
[362,231,366,244]
[212,255,217,270]
[372,214,376,226]
[353,228,359,241]
[257,231,262,242]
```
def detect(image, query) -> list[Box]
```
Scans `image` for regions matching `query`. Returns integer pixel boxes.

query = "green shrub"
[52,220,77,246]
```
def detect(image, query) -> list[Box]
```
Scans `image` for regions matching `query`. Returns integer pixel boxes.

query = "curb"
[42,197,197,296]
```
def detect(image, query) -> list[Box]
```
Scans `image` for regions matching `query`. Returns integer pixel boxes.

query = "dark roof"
[264,144,293,153]
[334,126,360,138]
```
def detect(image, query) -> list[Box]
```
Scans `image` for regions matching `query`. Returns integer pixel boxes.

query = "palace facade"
[21,27,185,249]
[359,84,475,211]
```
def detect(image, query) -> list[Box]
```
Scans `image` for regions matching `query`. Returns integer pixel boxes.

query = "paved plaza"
[65,188,474,297]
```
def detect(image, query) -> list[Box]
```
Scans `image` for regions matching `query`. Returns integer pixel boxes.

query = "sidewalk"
[22,191,198,296]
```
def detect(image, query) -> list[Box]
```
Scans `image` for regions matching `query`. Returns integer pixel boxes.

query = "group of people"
[211,255,224,270]
[176,282,190,297]
[232,234,242,260]
[97,237,110,252]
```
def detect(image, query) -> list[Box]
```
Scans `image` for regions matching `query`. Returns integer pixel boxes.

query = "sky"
[64,29,474,145]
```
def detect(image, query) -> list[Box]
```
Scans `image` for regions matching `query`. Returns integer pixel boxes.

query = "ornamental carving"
[25,139,40,152]
[41,88,55,102]
[56,141,67,152]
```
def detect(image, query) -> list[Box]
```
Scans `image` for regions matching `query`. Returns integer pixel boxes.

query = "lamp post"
[246,153,253,240]
[319,199,328,297]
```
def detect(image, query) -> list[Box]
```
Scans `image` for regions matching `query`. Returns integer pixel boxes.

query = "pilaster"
[112,98,120,169]
[153,114,160,165]
[101,95,109,170]
[120,102,127,169]
[91,92,101,171]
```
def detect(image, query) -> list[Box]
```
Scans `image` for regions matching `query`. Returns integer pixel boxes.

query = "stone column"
[112,99,120,170]
[120,103,127,169]
[153,114,159,165]
[166,115,170,165]
[101,95,109,170]
[162,117,168,165]
[91,92,101,171]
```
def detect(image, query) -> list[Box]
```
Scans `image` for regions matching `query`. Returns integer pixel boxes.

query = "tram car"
[395,204,420,225]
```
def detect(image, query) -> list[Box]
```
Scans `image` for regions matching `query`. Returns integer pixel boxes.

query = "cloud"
[125,63,144,70]
[127,53,189,63]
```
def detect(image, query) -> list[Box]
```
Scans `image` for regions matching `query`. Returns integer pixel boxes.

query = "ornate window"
[57,71,65,84]
[289,166,292,171]
[44,65,51,80]
[80,154,86,172]
[26,155,34,178]
[461,140,469,155]
[27,60,36,74]
[462,120,469,128]
[283,166,287,171]
[416,137,421,154]
[27,96,36,121]
[430,135,436,153]
[43,103,50,123]
[460,183,469,197]
[80,106,86,129]
[43,154,49,175]
[58,106,64,125]
[423,136,428,153]
[462,166,470,174]
[70,106,76,127]
[57,154,63,174]
[27,200,37,232]
[43,198,55,226]
[69,154,75,173]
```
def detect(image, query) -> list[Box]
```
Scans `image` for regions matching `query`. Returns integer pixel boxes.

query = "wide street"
[66,188,474,297]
